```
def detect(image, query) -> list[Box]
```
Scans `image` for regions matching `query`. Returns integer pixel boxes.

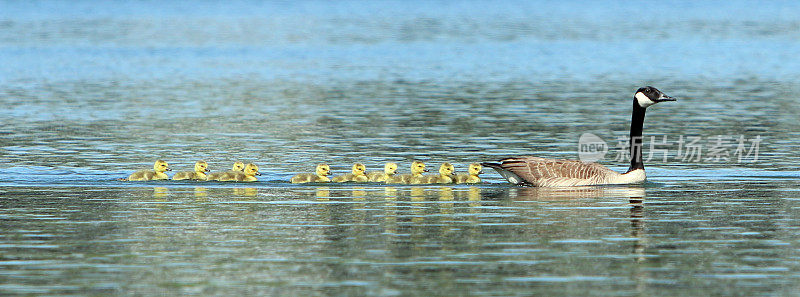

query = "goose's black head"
[634,86,675,108]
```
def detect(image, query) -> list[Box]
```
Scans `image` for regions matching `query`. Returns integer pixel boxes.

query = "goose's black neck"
[627,101,647,173]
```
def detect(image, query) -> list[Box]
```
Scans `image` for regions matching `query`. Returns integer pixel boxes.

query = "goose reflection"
[629,196,645,263]
[499,186,645,201]
[489,185,648,263]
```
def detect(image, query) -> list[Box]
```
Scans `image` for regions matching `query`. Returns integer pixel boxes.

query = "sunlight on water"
[1,0,800,295]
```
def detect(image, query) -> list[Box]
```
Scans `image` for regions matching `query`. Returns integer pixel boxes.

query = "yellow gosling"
[367,162,398,182]
[291,164,332,183]
[426,162,456,184]
[127,160,171,181]
[389,161,428,184]
[332,163,368,183]
[173,160,210,181]
[456,163,483,184]
[207,161,245,181]
[218,163,260,182]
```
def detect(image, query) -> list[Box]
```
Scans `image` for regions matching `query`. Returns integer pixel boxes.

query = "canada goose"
[127,160,171,181]
[173,160,210,181]
[291,164,332,183]
[483,86,676,187]
[389,161,428,184]
[456,163,483,184]
[332,163,368,182]
[367,162,398,182]
[426,162,456,184]
[206,161,245,181]
[218,163,260,182]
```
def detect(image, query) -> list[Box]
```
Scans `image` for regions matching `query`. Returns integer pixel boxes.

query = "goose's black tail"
[481,162,528,185]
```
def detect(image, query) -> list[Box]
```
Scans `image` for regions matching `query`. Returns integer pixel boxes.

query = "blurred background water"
[1,0,800,295]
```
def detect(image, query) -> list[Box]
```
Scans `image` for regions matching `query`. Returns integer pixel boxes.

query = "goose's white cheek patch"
[635,92,656,108]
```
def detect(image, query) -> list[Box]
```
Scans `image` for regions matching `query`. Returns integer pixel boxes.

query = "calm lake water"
[2,0,800,295]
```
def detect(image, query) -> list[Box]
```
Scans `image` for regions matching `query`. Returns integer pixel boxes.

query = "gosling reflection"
[233,187,258,197]
[467,187,481,201]
[438,187,455,215]
[462,187,482,214]
[315,187,330,201]
[194,187,208,201]
[460,187,483,239]
[383,187,399,235]
[352,188,367,201]
[153,187,169,199]
[438,187,454,201]
[437,187,456,235]
[409,187,425,201]
[384,187,399,200]
[409,187,425,224]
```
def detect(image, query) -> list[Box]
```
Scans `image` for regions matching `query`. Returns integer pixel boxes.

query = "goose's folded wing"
[490,157,620,186]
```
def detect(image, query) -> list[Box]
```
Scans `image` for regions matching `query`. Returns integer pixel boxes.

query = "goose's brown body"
[483,157,644,187]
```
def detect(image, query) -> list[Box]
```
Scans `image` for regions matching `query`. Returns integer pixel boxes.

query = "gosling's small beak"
[166,168,172,171]
[478,170,484,174]
[256,172,262,176]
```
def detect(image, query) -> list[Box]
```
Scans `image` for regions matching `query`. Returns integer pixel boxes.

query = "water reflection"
[2,184,798,295]
[629,197,646,263]
[502,186,646,201]
[384,187,399,200]
[233,187,258,197]
[194,187,208,201]
[501,186,649,261]
[383,188,399,236]
[352,188,367,201]
[153,187,168,199]
[316,187,331,201]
